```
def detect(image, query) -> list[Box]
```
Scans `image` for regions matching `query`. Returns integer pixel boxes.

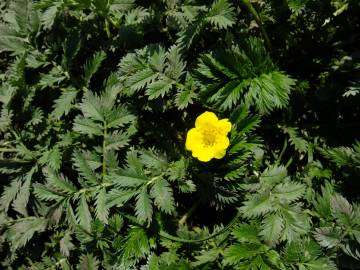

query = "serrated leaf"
[240,193,273,218]
[107,169,148,188]
[314,227,341,248]
[135,186,153,223]
[52,88,78,119]
[12,172,32,216]
[166,45,186,80]
[106,189,137,208]
[95,188,108,224]
[105,131,130,151]
[0,179,22,212]
[283,127,308,153]
[122,226,150,264]
[73,116,103,136]
[76,194,92,232]
[77,253,99,270]
[41,1,61,29]
[6,218,47,251]
[193,248,220,266]
[83,51,106,86]
[126,67,158,93]
[232,223,260,244]
[206,0,235,29]
[146,76,174,99]
[72,151,99,185]
[150,178,175,214]
[33,184,64,201]
[43,167,78,195]
[79,91,104,122]
[260,214,284,244]
[223,243,259,265]
[274,181,306,203]
[60,231,75,257]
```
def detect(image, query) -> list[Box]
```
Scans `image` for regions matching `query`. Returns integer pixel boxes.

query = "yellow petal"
[214,136,230,150]
[217,119,232,134]
[195,111,218,128]
[192,146,215,162]
[214,149,226,159]
[185,128,202,151]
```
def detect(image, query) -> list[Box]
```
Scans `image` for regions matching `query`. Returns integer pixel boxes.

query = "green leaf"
[146,76,174,99]
[175,85,197,110]
[193,248,221,266]
[83,51,107,86]
[60,231,75,257]
[150,178,175,214]
[206,0,236,29]
[52,88,78,119]
[126,68,158,93]
[106,189,137,208]
[95,188,108,224]
[77,253,100,270]
[122,226,150,265]
[314,227,342,248]
[6,218,47,251]
[76,194,92,232]
[260,165,288,186]
[135,186,153,223]
[0,30,26,53]
[73,116,103,136]
[72,151,99,185]
[33,184,65,201]
[223,243,259,265]
[12,168,36,216]
[283,127,309,153]
[41,1,61,30]
[108,169,148,188]
[105,131,130,151]
[79,91,105,122]
[232,223,260,244]
[106,106,135,128]
[12,0,37,34]
[274,181,306,203]
[165,45,186,80]
[0,178,22,212]
[43,167,78,195]
[240,193,273,218]
[260,214,284,244]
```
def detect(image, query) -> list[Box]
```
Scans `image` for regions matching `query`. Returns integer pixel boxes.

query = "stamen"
[201,125,219,147]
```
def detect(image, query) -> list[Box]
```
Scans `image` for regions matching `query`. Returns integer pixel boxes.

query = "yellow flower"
[185,111,232,162]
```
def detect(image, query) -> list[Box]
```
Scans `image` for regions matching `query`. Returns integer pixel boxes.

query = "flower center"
[201,125,218,147]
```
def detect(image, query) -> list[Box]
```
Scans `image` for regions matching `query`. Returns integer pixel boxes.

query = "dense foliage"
[0,0,360,269]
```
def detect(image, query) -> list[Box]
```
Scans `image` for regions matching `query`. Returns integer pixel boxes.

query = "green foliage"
[0,0,359,269]
[195,38,296,113]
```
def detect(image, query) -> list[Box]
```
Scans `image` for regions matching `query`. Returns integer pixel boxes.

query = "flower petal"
[195,111,218,128]
[215,136,230,150]
[214,149,226,159]
[185,128,202,151]
[217,119,232,134]
[192,146,215,162]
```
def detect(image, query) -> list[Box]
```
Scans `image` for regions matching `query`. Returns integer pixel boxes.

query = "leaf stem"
[0,148,18,153]
[179,200,201,226]
[241,0,271,50]
[278,138,288,163]
[102,123,107,180]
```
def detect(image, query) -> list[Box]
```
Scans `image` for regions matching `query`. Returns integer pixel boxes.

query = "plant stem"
[179,200,201,226]
[241,0,271,50]
[102,123,107,180]
[278,139,288,164]
[0,148,18,153]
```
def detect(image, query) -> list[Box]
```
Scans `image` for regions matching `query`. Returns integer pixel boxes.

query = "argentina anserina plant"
[1,0,360,269]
